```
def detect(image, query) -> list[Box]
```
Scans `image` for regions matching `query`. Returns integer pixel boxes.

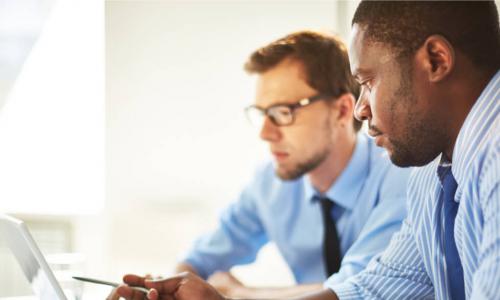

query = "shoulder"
[249,160,290,188]
[252,160,276,179]
[242,159,303,202]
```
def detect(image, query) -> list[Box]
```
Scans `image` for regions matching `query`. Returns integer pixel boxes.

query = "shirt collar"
[451,70,500,198]
[437,154,452,182]
[305,134,370,211]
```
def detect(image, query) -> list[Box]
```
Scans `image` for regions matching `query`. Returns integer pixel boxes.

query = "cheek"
[283,122,328,149]
[285,126,314,145]
[370,85,399,131]
[369,89,385,122]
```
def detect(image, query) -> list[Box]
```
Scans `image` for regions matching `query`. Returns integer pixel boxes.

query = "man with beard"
[113,2,499,300]
[108,30,409,300]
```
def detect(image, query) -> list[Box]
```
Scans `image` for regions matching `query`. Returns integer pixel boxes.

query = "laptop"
[0,214,68,300]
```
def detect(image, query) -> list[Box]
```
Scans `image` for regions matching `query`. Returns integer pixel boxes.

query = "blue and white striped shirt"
[329,70,500,299]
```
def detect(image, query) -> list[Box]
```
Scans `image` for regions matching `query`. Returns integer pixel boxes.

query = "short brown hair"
[245,30,361,131]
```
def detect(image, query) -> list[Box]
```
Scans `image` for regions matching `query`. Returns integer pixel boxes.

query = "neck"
[443,67,495,160]
[308,131,357,194]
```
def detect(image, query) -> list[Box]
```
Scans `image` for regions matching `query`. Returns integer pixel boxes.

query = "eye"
[274,106,293,116]
[360,79,372,92]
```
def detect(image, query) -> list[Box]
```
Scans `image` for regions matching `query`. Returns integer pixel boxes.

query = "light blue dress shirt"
[330,70,500,299]
[181,134,410,284]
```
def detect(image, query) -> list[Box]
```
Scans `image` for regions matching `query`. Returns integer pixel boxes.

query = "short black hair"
[245,31,362,131]
[352,1,500,71]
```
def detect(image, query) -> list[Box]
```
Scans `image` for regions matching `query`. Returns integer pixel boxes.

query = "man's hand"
[115,272,227,300]
[106,274,154,300]
[207,271,245,297]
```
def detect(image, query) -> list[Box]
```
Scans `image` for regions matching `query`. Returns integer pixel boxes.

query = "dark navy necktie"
[439,165,465,300]
[319,197,341,277]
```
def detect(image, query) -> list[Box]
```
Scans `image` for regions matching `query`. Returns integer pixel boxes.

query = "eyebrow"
[254,93,325,110]
[352,68,371,80]
[252,100,297,110]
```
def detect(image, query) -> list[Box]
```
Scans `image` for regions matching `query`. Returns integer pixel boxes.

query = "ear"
[331,93,355,127]
[418,35,455,82]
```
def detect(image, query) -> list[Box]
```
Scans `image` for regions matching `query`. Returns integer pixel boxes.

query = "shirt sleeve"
[324,165,409,286]
[327,217,435,300]
[470,138,500,299]
[178,166,269,279]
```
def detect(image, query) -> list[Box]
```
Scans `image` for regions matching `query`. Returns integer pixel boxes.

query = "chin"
[276,171,292,181]
[276,169,295,181]
[275,150,328,180]
[275,165,303,181]
[389,154,417,168]
[389,148,441,168]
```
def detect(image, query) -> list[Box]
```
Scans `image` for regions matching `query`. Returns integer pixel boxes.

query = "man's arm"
[207,271,323,298]
[236,284,324,299]
[177,167,270,279]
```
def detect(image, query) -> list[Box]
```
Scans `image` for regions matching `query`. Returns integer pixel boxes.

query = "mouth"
[367,123,383,138]
[272,151,289,162]
[368,129,382,138]
[373,135,384,147]
[367,126,385,147]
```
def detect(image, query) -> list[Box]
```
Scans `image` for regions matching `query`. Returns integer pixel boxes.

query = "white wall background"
[0,0,104,215]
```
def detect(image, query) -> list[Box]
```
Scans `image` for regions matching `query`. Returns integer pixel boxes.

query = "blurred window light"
[0,0,104,215]
[0,0,54,109]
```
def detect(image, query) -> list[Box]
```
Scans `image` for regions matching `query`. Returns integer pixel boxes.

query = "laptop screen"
[0,214,67,300]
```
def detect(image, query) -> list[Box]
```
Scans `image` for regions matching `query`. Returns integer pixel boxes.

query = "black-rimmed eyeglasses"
[244,94,330,127]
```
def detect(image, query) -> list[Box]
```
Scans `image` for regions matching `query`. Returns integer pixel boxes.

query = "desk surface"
[0,285,111,300]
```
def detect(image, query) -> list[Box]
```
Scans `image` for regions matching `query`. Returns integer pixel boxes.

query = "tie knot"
[318,197,334,213]
[438,165,458,199]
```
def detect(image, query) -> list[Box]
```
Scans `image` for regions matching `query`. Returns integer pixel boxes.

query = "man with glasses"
[113,30,410,299]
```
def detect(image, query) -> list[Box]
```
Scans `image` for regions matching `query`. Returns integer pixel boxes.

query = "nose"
[259,117,281,142]
[354,89,372,122]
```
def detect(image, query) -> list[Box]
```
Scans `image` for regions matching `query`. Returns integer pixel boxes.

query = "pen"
[72,276,150,294]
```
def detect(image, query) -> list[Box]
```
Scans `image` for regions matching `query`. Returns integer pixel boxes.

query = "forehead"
[349,24,397,77]
[255,58,317,107]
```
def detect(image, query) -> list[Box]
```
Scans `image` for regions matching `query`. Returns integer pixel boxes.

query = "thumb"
[123,274,146,287]
[147,288,158,300]
[144,275,184,294]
